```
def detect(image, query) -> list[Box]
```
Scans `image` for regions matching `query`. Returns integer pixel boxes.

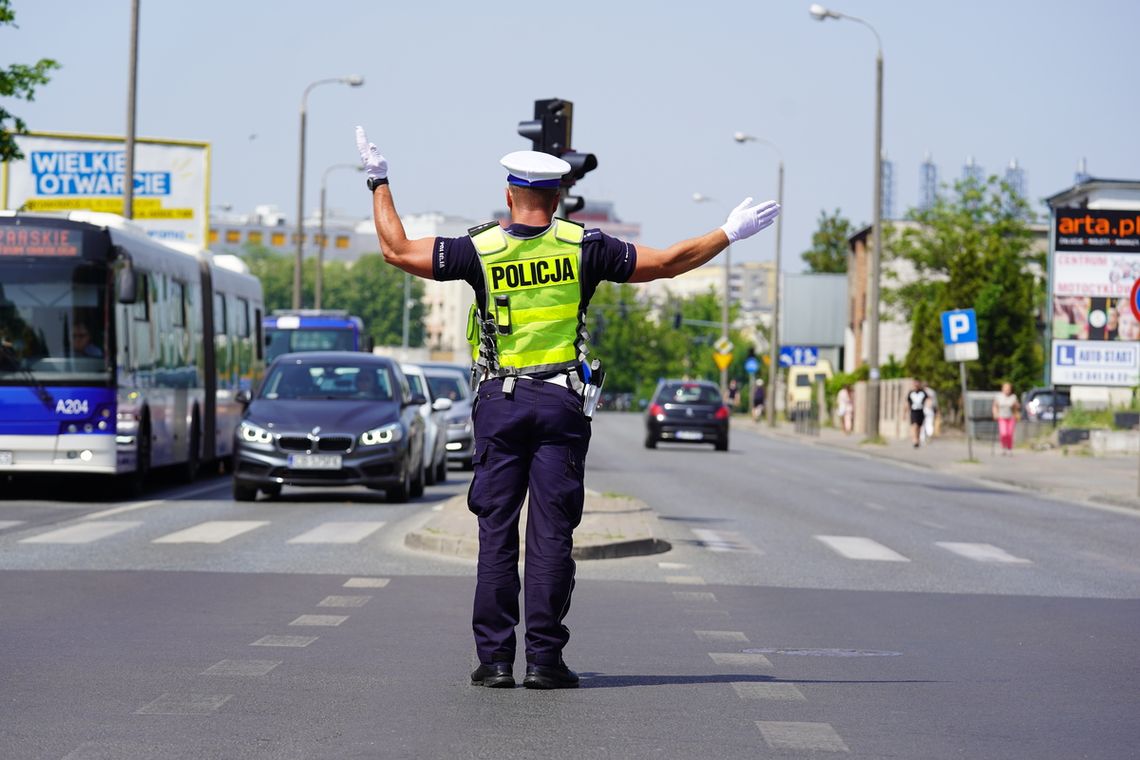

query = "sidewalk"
[404,492,671,561]
[750,416,1140,511]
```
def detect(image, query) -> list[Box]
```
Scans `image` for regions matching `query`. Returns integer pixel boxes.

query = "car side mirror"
[408,392,428,407]
[235,389,252,406]
[432,397,453,412]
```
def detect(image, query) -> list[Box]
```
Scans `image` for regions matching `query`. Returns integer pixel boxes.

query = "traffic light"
[516,98,597,197]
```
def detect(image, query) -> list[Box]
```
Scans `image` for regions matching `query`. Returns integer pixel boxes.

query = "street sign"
[713,336,733,355]
[940,308,979,362]
[744,356,760,374]
[712,351,733,371]
[778,345,818,367]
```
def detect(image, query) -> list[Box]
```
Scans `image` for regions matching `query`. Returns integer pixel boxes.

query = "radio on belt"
[581,359,605,420]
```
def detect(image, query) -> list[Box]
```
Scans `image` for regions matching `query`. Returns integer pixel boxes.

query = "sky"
[3,0,1139,272]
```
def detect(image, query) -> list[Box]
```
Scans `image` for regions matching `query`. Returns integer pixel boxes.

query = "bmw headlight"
[360,422,403,447]
[239,421,274,444]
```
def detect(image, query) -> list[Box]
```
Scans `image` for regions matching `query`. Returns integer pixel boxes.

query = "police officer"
[355,126,779,689]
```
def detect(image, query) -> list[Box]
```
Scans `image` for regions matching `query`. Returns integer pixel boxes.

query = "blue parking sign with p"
[941,309,977,345]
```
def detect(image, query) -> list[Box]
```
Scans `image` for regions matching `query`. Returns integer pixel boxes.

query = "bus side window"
[213,292,227,335]
[237,298,250,337]
[171,280,186,327]
[132,275,150,321]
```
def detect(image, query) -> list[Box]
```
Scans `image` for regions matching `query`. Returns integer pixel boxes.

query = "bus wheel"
[119,416,151,498]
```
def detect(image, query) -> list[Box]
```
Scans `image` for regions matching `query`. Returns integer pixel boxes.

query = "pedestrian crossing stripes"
[152,521,268,544]
[0,520,26,531]
[286,522,385,544]
[814,535,910,562]
[20,521,141,544]
[936,542,1031,564]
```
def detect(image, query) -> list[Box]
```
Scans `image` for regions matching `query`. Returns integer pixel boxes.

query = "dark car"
[1022,387,1071,421]
[232,352,426,502]
[645,379,730,451]
[421,363,475,470]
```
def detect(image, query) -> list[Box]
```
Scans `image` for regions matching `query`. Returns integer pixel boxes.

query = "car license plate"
[676,430,703,441]
[0,451,12,466]
[288,454,342,470]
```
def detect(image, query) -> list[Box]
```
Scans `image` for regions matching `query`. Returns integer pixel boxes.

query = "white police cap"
[500,150,570,189]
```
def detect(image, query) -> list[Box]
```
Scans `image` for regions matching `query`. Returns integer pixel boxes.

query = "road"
[1,413,1137,759]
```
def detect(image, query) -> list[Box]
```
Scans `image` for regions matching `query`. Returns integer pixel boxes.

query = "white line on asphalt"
[135,693,232,715]
[732,682,806,701]
[695,630,750,643]
[665,575,706,585]
[863,501,888,511]
[657,561,689,569]
[827,487,843,496]
[201,660,282,676]
[757,721,850,753]
[936,542,1032,564]
[919,520,947,530]
[0,520,26,531]
[250,635,318,648]
[83,481,230,520]
[344,577,390,588]
[152,520,268,544]
[20,521,141,544]
[289,614,349,627]
[431,504,444,512]
[708,652,772,667]
[814,535,910,562]
[286,521,385,544]
[672,591,717,603]
[318,595,372,608]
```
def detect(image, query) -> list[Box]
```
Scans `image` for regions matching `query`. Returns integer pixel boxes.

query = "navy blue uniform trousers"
[468,376,590,666]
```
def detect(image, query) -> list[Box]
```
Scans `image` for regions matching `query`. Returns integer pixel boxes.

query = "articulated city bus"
[0,211,264,491]
[263,309,368,362]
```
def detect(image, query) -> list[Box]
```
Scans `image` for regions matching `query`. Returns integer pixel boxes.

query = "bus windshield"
[0,260,110,383]
[266,327,357,362]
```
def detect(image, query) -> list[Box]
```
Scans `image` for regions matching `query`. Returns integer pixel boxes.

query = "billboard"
[1050,208,1140,386]
[2,132,210,244]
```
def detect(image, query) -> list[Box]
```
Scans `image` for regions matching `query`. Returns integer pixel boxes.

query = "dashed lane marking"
[289,614,348,627]
[695,630,750,643]
[344,577,390,588]
[814,535,910,562]
[250,635,318,648]
[135,693,232,715]
[936,542,1031,564]
[665,575,706,585]
[708,652,772,668]
[200,660,281,676]
[286,521,385,544]
[732,682,806,701]
[20,521,141,544]
[757,721,850,752]
[691,528,758,553]
[672,591,717,603]
[152,520,268,544]
[318,595,371,608]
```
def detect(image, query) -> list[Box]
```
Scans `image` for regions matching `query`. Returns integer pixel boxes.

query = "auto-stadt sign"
[2,132,210,244]
[1051,340,1139,387]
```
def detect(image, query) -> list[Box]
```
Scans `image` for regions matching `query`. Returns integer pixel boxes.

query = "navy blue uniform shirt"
[431,223,637,309]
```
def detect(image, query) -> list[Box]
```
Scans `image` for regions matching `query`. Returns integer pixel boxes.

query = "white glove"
[354,125,388,181]
[720,197,780,244]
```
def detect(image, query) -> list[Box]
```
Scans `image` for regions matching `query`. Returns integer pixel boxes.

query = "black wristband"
[367,177,389,191]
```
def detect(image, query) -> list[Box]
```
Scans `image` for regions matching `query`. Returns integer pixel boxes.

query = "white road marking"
[827,487,843,496]
[692,528,758,553]
[287,521,385,544]
[665,575,706,585]
[0,520,25,531]
[135,693,232,715]
[20,521,141,544]
[250,635,318,648]
[657,561,689,569]
[919,520,947,530]
[344,577,390,588]
[200,660,281,676]
[83,481,229,520]
[709,652,772,667]
[672,591,717,603]
[318,595,371,608]
[732,682,806,701]
[431,504,444,512]
[152,520,268,544]
[936,542,1031,564]
[757,721,850,753]
[695,630,750,643]
[863,501,888,512]
[815,535,910,562]
[289,614,348,627]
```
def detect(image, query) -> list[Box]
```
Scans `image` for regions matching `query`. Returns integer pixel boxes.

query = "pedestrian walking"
[751,379,766,422]
[906,379,928,448]
[355,127,779,689]
[992,382,1020,455]
[836,384,854,434]
[726,378,740,411]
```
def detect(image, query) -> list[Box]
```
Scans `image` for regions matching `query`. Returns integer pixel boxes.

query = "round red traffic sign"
[1131,278,1140,323]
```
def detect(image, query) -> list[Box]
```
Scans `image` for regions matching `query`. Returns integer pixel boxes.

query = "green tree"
[891,176,1044,420]
[800,208,855,273]
[0,1,60,161]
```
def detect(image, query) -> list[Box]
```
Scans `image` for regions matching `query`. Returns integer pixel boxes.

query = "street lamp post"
[316,163,363,310]
[810,3,883,439]
[294,75,364,310]
[122,0,140,220]
[693,192,731,396]
[733,133,784,427]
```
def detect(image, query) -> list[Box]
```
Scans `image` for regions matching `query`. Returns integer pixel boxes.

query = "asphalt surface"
[1,413,1137,759]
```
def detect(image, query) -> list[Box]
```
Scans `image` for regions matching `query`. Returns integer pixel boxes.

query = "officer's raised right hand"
[354,126,389,181]
[720,198,780,243]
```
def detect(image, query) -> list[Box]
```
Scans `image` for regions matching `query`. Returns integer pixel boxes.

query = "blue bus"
[0,211,264,491]
[263,310,368,362]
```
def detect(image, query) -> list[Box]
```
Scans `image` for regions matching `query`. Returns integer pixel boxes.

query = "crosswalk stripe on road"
[286,522,385,544]
[814,535,910,562]
[19,521,141,544]
[152,521,268,544]
[936,542,1031,564]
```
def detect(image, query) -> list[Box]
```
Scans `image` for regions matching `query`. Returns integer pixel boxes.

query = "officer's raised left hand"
[354,126,389,181]
[720,197,780,243]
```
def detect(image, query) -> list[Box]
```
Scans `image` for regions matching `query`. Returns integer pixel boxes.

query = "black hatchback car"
[645,379,731,451]
[232,352,426,502]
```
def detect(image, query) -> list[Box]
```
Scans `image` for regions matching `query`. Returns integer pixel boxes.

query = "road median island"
[404,493,671,561]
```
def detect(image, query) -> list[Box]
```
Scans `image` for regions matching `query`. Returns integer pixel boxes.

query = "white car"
[401,363,452,485]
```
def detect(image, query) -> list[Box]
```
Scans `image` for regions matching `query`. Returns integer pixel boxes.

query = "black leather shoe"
[522,661,579,689]
[470,662,515,688]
